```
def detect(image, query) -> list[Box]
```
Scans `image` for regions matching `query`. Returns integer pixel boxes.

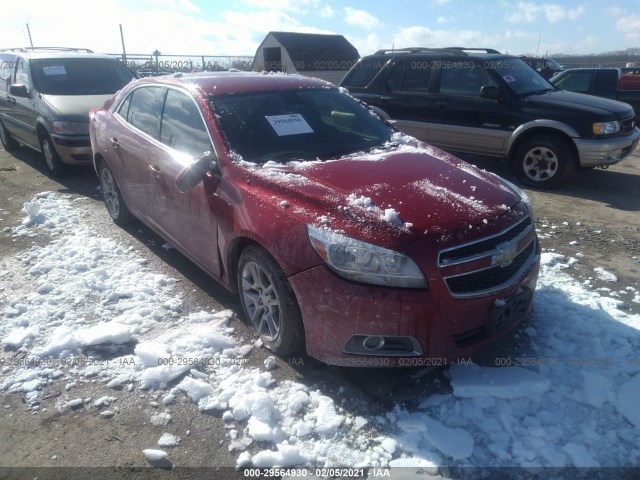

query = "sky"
[0,0,639,59]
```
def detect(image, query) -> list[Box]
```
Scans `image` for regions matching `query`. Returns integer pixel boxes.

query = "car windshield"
[493,58,556,96]
[210,88,394,163]
[30,58,135,95]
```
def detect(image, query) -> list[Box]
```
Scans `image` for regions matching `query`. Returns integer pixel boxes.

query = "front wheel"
[98,163,134,225]
[237,246,305,355]
[40,133,65,177]
[512,134,576,188]
[0,120,19,152]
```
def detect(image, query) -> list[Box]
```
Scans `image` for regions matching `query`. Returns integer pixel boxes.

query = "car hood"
[41,94,115,122]
[525,90,633,117]
[249,143,520,241]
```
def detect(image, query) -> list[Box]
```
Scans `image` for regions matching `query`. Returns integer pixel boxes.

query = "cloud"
[318,4,335,18]
[243,0,317,13]
[348,32,384,56]
[542,4,565,23]
[0,0,336,57]
[392,26,500,50]
[343,7,383,30]
[504,1,540,23]
[568,5,585,20]
[616,13,640,41]
[436,16,449,25]
[607,6,625,16]
[504,2,586,24]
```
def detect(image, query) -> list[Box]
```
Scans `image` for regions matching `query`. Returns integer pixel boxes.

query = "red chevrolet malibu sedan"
[90,72,539,367]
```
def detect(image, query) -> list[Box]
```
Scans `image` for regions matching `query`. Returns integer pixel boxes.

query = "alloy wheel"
[241,261,281,341]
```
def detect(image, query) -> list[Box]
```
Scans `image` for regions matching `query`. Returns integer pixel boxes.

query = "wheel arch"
[507,122,579,166]
[35,122,49,148]
[226,236,270,294]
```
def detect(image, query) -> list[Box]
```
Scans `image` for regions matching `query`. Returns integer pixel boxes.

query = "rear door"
[428,61,510,156]
[151,88,221,277]
[107,85,165,223]
[375,57,436,142]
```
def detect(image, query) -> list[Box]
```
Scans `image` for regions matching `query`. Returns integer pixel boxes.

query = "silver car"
[0,47,135,176]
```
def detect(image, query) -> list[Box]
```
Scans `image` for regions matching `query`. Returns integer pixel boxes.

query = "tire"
[237,246,305,355]
[512,134,576,188]
[39,133,66,177]
[0,119,19,152]
[98,163,135,225]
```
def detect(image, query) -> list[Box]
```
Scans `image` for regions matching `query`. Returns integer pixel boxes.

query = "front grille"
[439,216,531,266]
[70,154,91,161]
[446,241,535,295]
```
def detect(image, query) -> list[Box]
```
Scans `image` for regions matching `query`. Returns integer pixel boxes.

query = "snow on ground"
[1,192,640,470]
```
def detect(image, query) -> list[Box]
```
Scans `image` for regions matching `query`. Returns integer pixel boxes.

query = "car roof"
[133,71,334,95]
[366,47,508,61]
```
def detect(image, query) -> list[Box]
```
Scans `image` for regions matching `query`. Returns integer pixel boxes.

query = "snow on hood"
[248,143,518,235]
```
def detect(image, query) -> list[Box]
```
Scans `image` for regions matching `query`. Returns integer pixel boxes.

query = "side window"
[117,93,132,120]
[439,64,496,97]
[127,87,166,139]
[554,71,592,93]
[0,54,16,94]
[401,59,432,92]
[385,61,404,91]
[15,57,30,86]
[342,57,387,87]
[160,89,211,157]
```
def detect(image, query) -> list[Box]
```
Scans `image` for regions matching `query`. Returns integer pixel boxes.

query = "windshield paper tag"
[502,75,515,82]
[43,65,67,76]
[266,114,314,136]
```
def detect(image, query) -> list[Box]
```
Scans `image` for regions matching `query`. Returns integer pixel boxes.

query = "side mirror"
[9,84,29,98]
[175,152,219,193]
[480,85,502,101]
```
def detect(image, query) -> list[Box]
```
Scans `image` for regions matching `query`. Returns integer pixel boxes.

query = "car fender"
[506,119,579,157]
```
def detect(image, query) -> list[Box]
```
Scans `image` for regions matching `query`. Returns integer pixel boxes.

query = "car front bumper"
[288,253,540,368]
[52,134,92,165]
[575,127,640,168]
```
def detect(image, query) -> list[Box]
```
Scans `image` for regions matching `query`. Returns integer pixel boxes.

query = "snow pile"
[1,192,186,404]
[346,193,403,228]
[387,251,640,467]
[594,267,618,283]
[2,193,640,470]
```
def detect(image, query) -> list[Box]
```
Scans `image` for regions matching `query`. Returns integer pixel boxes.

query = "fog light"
[362,336,385,351]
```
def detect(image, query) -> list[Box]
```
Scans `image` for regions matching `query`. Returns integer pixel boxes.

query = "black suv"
[340,47,639,188]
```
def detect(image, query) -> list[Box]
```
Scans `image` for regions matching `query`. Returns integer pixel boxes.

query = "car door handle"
[149,164,161,174]
[109,137,119,149]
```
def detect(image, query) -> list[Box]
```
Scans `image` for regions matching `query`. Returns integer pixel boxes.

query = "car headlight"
[307,225,428,289]
[592,121,620,136]
[52,121,90,135]
[501,178,535,223]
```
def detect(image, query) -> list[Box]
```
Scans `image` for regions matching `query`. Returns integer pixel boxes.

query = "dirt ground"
[0,144,639,478]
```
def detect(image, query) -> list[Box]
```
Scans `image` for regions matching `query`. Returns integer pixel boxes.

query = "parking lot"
[1,144,639,474]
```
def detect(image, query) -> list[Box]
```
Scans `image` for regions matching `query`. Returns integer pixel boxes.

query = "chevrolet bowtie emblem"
[492,240,519,267]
